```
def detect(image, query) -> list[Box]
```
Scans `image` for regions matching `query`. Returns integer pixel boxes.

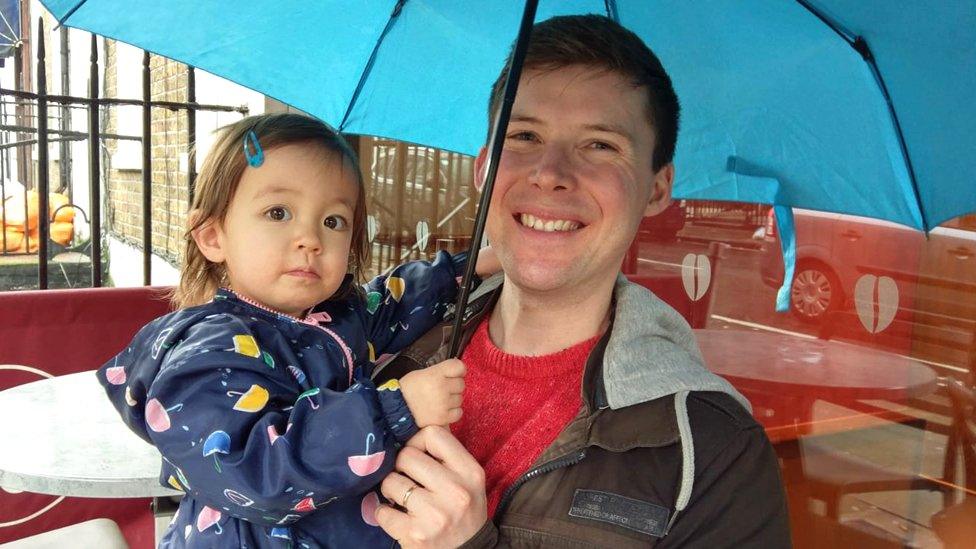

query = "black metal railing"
[1,18,248,289]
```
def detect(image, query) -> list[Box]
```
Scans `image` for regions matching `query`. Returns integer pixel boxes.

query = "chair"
[932,376,976,548]
[799,435,941,519]
[0,287,171,546]
[624,241,729,329]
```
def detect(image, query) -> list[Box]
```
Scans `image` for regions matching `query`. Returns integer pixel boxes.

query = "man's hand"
[400,359,466,428]
[376,426,488,548]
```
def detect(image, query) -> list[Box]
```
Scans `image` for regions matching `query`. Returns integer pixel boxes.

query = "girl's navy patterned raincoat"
[97,251,468,548]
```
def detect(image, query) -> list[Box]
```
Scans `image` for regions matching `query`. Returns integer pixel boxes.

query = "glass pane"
[358,137,475,278]
[628,201,976,547]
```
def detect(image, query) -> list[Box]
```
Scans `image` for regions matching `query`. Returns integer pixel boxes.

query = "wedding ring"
[401,484,417,508]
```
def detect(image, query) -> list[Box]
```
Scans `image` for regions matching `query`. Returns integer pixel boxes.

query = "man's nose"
[528,145,575,191]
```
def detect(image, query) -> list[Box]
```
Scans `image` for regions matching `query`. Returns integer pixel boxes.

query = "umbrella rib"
[795,0,929,231]
[53,0,89,31]
[338,0,407,132]
[794,0,855,42]
[855,40,929,231]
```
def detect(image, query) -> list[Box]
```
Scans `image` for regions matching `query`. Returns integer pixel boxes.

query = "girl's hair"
[172,113,368,309]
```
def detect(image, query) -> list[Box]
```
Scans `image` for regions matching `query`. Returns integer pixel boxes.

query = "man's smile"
[516,212,583,233]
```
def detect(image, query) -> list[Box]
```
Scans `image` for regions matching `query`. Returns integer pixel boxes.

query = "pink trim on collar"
[221,288,309,322]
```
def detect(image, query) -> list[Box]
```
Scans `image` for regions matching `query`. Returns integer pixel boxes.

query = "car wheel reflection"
[790,263,842,323]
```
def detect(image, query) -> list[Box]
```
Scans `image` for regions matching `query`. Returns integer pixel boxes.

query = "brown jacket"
[377,275,791,548]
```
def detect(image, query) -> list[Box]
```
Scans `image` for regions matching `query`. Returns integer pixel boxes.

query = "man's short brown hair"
[489,14,680,171]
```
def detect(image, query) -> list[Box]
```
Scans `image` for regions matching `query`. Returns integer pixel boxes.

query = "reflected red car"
[759,208,976,330]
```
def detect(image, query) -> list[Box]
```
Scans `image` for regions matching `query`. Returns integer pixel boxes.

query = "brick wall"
[103,41,189,267]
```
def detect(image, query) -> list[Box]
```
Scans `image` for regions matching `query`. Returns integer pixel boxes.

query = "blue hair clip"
[243,130,264,167]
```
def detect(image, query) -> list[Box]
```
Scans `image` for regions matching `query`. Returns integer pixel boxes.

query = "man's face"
[477,65,673,295]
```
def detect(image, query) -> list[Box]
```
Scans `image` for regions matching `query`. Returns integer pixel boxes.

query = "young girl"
[98,114,493,548]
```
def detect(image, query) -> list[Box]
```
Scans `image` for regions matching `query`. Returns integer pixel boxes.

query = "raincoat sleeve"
[135,319,412,527]
[359,250,470,357]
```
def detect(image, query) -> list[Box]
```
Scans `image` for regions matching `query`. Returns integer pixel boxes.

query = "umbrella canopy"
[41,0,976,233]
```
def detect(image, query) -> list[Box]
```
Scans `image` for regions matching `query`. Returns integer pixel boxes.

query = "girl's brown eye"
[324,215,348,230]
[265,207,291,221]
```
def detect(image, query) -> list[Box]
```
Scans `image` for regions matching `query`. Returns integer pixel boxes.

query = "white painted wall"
[107,236,179,287]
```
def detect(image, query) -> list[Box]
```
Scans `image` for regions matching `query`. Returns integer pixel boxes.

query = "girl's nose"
[295,227,322,254]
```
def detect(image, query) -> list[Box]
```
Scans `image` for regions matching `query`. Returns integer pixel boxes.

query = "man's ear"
[473,147,488,193]
[643,163,675,217]
[189,210,225,264]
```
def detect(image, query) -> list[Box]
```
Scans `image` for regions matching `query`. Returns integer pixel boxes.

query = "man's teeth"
[519,213,580,232]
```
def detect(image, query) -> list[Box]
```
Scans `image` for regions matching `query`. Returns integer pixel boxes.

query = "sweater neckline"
[463,317,601,380]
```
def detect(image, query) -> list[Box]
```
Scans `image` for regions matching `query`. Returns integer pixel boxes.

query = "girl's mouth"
[286,269,320,279]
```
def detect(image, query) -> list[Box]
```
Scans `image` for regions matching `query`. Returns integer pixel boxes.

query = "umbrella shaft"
[449,0,539,357]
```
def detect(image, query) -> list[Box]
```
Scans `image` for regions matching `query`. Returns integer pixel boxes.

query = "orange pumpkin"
[0,191,75,251]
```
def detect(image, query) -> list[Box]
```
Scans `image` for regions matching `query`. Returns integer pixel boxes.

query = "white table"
[0,370,180,498]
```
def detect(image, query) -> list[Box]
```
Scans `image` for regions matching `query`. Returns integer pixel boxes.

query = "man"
[374,14,791,548]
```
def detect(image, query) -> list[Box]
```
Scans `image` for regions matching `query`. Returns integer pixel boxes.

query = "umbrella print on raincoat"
[104,365,126,385]
[202,430,231,472]
[196,505,223,534]
[145,398,182,433]
[267,424,288,446]
[43,1,976,319]
[296,387,321,410]
[286,365,307,385]
[226,384,270,413]
[269,527,292,542]
[228,334,275,367]
[231,334,260,358]
[223,488,255,507]
[361,491,382,526]
[348,433,386,477]
[292,496,316,513]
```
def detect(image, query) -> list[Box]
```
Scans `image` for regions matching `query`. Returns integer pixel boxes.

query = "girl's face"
[196,142,359,317]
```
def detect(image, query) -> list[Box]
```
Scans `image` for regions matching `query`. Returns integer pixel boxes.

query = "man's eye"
[265,207,292,221]
[507,131,537,142]
[589,141,616,151]
[324,215,348,230]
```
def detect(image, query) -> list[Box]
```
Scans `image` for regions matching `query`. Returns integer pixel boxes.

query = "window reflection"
[629,200,976,548]
[356,136,976,547]
[358,137,474,276]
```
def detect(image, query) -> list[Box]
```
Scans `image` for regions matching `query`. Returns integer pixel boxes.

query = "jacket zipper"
[495,449,587,518]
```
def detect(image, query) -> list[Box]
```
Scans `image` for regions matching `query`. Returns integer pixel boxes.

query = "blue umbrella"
[41,0,976,312]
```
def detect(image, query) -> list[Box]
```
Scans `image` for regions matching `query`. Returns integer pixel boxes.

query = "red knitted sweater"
[451,318,600,517]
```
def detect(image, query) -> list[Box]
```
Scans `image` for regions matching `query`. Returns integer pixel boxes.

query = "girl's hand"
[399,359,466,427]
